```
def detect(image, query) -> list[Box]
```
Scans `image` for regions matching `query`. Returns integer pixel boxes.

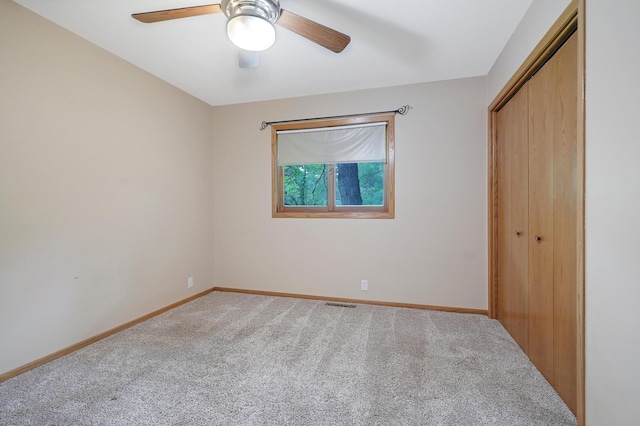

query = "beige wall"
[487,0,572,100]
[584,0,640,424]
[211,77,488,310]
[0,1,215,374]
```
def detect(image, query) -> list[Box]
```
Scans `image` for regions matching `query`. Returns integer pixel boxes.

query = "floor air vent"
[325,302,357,308]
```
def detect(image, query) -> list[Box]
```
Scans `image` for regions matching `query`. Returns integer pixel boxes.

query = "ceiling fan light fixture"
[222,0,280,52]
[227,15,275,51]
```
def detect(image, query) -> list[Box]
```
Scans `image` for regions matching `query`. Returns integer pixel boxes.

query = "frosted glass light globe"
[227,15,276,51]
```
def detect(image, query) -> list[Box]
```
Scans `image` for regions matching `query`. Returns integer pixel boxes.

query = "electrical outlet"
[361,280,368,291]
[187,277,194,289]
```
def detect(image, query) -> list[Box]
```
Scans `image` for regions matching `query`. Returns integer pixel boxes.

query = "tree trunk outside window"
[337,163,362,205]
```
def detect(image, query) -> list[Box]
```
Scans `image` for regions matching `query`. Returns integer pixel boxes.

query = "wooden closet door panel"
[496,102,514,337]
[496,85,529,352]
[527,63,555,384]
[510,88,530,355]
[551,32,578,414]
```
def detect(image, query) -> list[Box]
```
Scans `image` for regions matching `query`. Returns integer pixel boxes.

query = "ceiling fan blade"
[277,9,350,53]
[132,4,222,23]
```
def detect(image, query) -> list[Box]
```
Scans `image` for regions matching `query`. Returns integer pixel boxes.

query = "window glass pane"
[335,162,384,206]
[283,164,328,206]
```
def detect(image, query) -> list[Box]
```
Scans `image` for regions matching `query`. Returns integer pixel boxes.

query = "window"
[272,113,395,218]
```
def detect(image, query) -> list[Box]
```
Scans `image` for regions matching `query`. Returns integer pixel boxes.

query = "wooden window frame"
[272,113,395,219]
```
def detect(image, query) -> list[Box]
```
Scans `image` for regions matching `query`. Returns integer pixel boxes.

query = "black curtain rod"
[259,105,413,131]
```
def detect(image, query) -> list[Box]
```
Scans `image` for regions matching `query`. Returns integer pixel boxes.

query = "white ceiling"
[13,0,533,107]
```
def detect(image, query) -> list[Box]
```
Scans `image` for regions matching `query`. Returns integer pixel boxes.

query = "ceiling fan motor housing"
[221,0,281,24]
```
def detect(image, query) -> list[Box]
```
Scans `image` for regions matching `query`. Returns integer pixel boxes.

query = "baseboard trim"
[212,287,488,315]
[0,287,215,383]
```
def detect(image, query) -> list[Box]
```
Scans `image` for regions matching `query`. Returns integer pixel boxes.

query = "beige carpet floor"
[0,291,576,425]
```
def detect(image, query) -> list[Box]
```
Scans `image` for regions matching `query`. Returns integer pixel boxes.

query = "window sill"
[272,211,394,219]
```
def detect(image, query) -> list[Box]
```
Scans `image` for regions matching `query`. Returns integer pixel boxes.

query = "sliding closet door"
[496,86,529,353]
[496,105,513,336]
[552,33,578,414]
[527,67,555,383]
[528,32,578,412]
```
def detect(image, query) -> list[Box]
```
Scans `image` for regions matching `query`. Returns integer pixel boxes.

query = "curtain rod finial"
[397,105,413,115]
[260,121,269,131]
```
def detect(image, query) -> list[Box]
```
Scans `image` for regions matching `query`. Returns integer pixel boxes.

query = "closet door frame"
[487,0,585,424]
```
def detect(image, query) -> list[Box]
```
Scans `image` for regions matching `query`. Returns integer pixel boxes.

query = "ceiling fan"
[132,0,351,67]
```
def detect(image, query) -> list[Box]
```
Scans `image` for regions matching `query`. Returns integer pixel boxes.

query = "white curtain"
[276,122,387,166]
